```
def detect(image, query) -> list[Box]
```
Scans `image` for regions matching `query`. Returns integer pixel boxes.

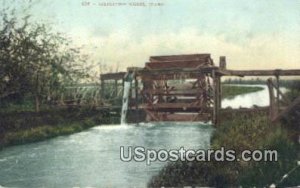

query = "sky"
[2,0,300,72]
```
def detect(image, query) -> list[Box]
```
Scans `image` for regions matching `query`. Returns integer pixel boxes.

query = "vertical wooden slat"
[276,75,280,113]
[212,70,217,125]
[101,78,105,99]
[134,74,139,123]
[114,79,118,97]
[267,78,276,120]
[217,76,222,110]
[215,76,220,126]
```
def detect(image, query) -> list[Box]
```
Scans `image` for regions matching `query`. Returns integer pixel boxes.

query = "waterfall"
[120,81,131,125]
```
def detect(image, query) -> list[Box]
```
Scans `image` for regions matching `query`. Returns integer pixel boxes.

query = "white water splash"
[120,81,131,125]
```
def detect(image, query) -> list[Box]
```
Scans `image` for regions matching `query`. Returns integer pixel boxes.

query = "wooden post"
[212,70,219,125]
[215,76,220,126]
[114,79,118,97]
[35,72,40,113]
[135,75,138,110]
[122,78,124,99]
[101,78,105,99]
[267,78,276,120]
[219,56,226,70]
[217,76,222,110]
[135,74,139,123]
[276,75,280,113]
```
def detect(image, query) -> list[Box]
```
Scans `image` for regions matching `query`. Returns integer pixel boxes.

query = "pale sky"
[3,0,300,72]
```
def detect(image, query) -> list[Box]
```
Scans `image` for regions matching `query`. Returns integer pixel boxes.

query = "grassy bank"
[0,108,120,149]
[149,111,300,187]
[222,85,264,99]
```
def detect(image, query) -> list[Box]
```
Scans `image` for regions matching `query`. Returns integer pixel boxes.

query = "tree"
[0,9,89,112]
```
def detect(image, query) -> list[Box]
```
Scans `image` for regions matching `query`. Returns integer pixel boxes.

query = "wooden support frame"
[275,75,280,112]
[99,54,300,125]
[212,70,219,125]
[267,78,277,120]
[114,79,118,97]
[100,78,105,98]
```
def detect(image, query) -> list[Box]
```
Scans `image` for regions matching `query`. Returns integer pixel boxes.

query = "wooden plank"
[138,67,218,81]
[141,73,202,81]
[212,69,217,125]
[138,66,218,74]
[174,99,199,103]
[145,61,209,70]
[139,103,205,109]
[100,72,126,80]
[140,107,210,113]
[142,88,204,96]
[150,113,211,121]
[138,103,211,113]
[150,54,211,62]
[220,69,300,76]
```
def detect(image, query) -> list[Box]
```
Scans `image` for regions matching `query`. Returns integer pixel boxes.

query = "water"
[0,84,275,187]
[120,81,131,125]
[222,84,287,109]
[0,123,213,187]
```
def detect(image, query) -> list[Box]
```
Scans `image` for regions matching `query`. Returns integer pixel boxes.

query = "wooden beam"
[150,54,211,62]
[139,103,211,112]
[146,113,211,122]
[142,88,206,96]
[220,69,300,76]
[137,67,218,80]
[141,73,204,81]
[139,103,206,109]
[145,61,210,70]
[100,72,126,80]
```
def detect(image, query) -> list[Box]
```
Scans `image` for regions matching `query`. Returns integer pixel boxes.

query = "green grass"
[149,111,300,187]
[222,85,264,99]
[0,108,120,148]
[2,121,92,146]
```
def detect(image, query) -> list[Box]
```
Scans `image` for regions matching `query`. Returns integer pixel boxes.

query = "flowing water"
[222,84,287,108]
[120,81,131,125]
[0,123,212,187]
[0,84,276,187]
